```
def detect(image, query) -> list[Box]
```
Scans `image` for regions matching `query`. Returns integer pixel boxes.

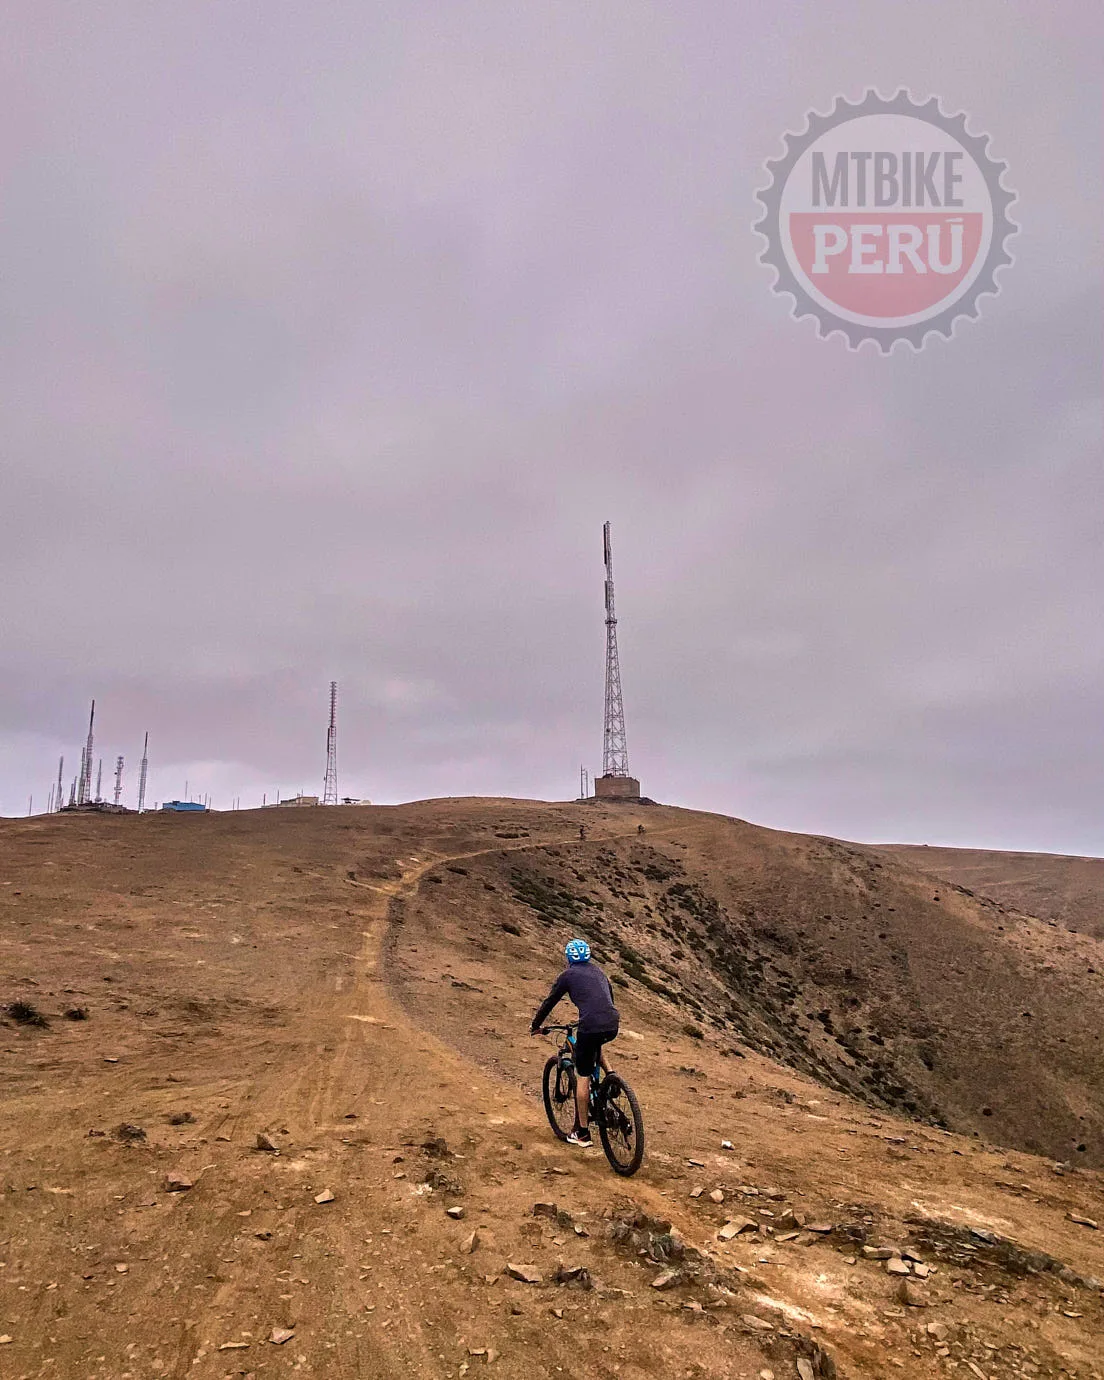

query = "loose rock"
[447,1205,465,1219]
[504,1263,542,1284]
[554,1264,593,1290]
[897,1279,929,1307]
[164,1173,193,1193]
[718,1219,757,1241]
[709,1189,725,1204]
[269,1328,295,1345]
[314,1188,336,1204]
[741,1313,773,1332]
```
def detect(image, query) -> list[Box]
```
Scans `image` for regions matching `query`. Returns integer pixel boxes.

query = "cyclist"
[531,938,619,1147]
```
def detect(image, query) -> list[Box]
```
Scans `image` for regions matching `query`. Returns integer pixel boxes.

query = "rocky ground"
[0,799,1101,1378]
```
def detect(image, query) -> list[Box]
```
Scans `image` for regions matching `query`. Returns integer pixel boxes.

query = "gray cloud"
[2,1,1101,849]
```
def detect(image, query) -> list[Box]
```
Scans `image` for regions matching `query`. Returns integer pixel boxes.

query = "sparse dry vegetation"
[0,800,1100,1378]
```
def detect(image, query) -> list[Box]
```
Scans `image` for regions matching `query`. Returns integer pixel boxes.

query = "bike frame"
[538,1020,644,1176]
[543,1022,605,1108]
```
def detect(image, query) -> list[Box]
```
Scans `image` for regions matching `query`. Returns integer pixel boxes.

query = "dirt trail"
[0,800,1101,1379]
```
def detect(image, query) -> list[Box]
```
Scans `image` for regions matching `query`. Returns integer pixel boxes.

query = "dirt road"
[1,800,1101,1377]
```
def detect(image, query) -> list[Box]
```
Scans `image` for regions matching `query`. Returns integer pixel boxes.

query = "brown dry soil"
[878,846,1104,942]
[1,799,1102,1380]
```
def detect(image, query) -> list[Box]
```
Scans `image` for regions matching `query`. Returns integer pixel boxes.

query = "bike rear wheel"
[542,1054,577,1141]
[596,1073,644,1176]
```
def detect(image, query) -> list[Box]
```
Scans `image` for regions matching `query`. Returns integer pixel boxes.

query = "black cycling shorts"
[574,1028,617,1078]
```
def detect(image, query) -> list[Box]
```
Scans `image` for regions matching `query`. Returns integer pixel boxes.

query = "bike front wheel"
[596,1073,645,1176]
[542,1055,577,1141]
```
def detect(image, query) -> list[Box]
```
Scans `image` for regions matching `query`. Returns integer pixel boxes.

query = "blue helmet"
[565,938,591,965]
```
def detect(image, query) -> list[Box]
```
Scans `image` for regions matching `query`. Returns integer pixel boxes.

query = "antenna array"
[323,681,339,805]
[602,522,630,778]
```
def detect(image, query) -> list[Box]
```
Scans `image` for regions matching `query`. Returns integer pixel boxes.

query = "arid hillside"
[879,844,1104,941]
[390,816,1104,1169]
[1,800,1102,1380]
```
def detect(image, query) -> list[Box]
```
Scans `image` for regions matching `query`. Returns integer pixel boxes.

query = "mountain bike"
[539,1023,645,1176]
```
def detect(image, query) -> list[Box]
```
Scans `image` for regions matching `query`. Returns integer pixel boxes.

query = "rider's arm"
[530,971,568,1033]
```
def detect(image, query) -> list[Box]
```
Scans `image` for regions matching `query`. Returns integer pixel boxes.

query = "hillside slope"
[879,844,1104,941]
[390,813,1104,1166]
[0,800,1101,1380]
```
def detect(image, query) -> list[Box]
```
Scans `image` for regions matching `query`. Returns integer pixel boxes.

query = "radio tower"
[137,733,149,812]
[113,756,124,806]
[78,700,95,804]
[602,522,630,776]
[55,756,64,813]
[594,523,641,801]
[323,681,338,805]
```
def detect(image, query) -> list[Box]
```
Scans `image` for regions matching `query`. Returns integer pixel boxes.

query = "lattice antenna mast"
[55,757,64,813]
[323,681,339,805]
[602,522,630,777]
[95,759,103,803]
[138,733,149,813]
[78,700,95,805]
[113,756,124,806]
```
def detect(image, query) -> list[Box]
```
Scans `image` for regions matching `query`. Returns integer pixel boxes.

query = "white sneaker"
[566,1130,594,1148]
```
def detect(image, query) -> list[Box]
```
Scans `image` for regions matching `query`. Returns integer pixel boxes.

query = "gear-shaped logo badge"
[755,90,1017,351]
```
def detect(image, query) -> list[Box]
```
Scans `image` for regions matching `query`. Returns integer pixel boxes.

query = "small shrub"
[682,1022,704,1040]
[63,1006,89,1021]
[500,921,522,936]
[168,1111,195,1126]
[7,1000,48,1028]
[113,1123,147,1143]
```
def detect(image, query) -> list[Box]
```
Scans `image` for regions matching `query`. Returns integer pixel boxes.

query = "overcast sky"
[1,2,1101,853]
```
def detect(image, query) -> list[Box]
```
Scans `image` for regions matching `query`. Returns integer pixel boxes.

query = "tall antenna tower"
[113,756,124,806]
[602,522,630,778]
[55,756,64,813]
[323,681,338,805]
[95,758,103,803]
[137,733,149,812]
[79,700,95,804]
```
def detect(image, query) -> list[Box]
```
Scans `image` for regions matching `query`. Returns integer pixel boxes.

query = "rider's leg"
[575,1074,590,1131]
